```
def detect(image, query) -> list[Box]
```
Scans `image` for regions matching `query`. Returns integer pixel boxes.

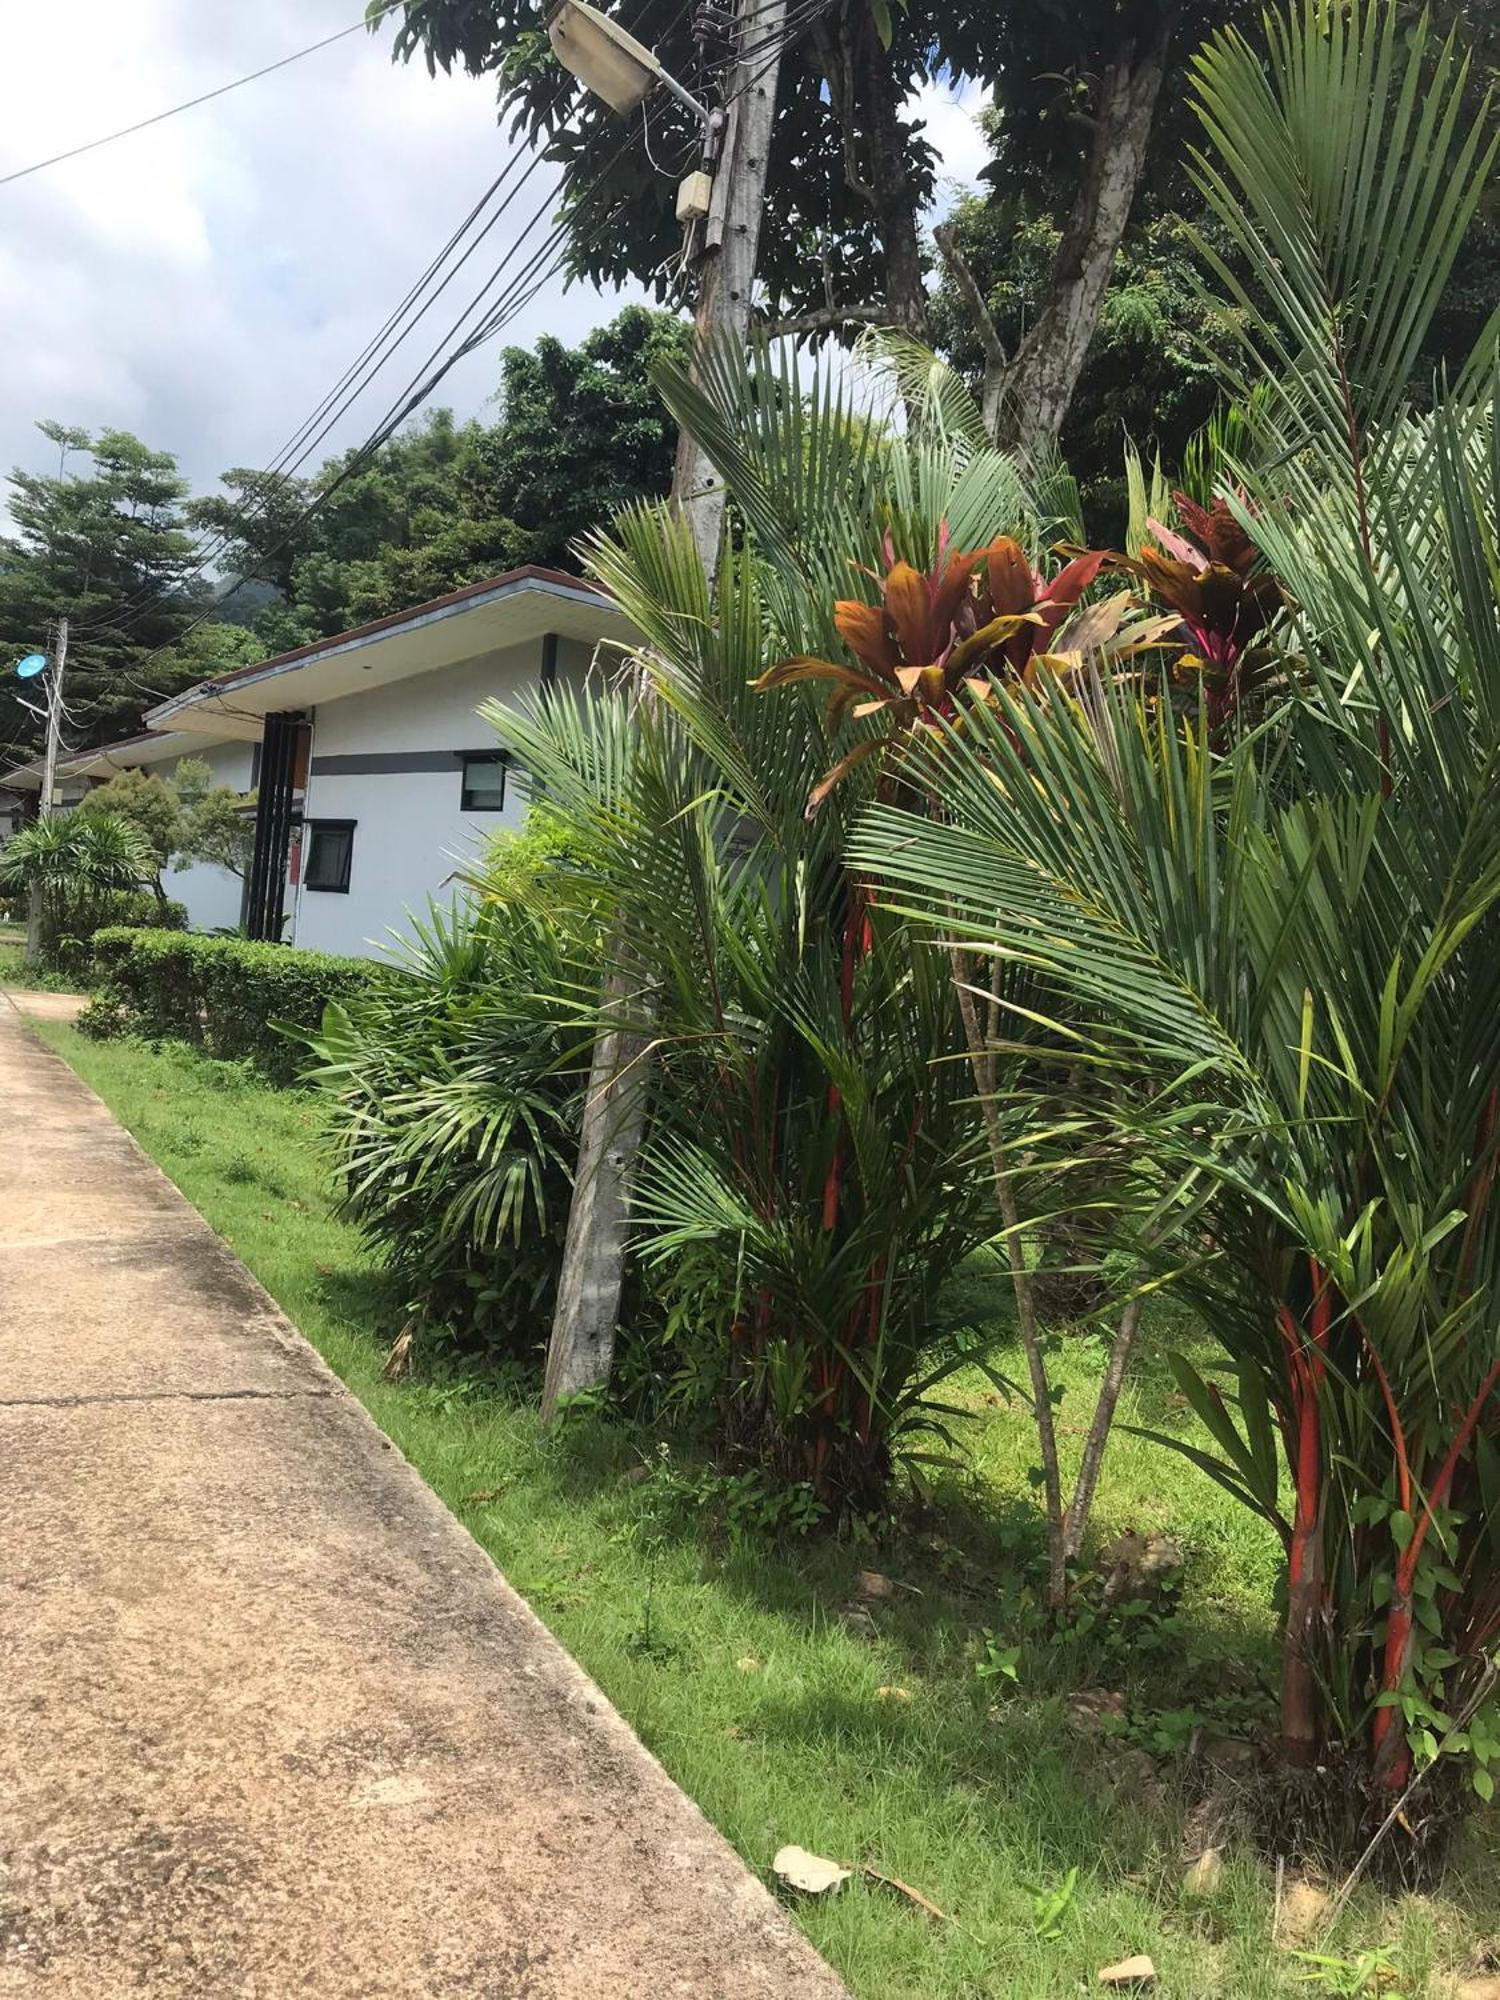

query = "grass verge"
[27,1019,1500,1999]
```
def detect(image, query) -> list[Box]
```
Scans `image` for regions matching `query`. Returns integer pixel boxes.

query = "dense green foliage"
[75,760,256,891]
[384,0,1258,336]
[190,308,686,648]
[0,811,170,971]
[83,928,378,1082]
[301,897,589,1364]
[0,309,683,767]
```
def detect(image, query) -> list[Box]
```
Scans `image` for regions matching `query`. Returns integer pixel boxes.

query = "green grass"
[0,929,85,993]
[26,1019,1500,1999]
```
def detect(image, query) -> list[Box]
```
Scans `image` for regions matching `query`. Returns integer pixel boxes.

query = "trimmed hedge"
[82,927,379,1084]
[48,892,188,986]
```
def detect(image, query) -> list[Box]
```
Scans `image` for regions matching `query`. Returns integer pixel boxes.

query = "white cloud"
[0,7,989,530]
[908,75,990,215]
[0,0,609,518]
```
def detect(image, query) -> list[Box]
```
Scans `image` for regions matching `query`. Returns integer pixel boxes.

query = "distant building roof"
[146,565,626,741]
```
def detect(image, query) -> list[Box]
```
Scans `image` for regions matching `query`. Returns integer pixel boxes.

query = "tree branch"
[934,221,1007,436]
[759,304,891,340]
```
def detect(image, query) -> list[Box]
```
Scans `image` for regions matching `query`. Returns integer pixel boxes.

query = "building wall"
[289,633,595,960]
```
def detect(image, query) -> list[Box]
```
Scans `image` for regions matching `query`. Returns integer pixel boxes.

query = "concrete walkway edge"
[0,997,849,1998]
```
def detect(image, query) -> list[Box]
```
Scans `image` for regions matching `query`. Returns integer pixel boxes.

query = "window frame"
[302,818,356,895]
[459,750,508,814]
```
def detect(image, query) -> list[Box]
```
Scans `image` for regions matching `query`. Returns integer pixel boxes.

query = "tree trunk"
[952,954,1069,1609]
[998,13,1176,453]
[1064,1293,1145,1561]
[1279,1294,1328,1768]
[1282,1506,1325,1769]
[540,1012,650,1423]
[811,11,928,337]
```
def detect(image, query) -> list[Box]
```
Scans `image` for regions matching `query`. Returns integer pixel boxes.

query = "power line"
[110,118,652,697]
[73,0,703,684]
[0,2,405,189]
[82,141,553,638]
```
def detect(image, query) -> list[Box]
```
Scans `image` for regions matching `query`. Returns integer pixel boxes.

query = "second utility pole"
[540,0,788,1423]
[24,615,69,967]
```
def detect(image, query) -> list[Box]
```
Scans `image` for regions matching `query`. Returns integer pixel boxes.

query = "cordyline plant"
[753,529,1159,809]
[857,0,1500,1826]
[487,481,1005,1513]
[747,496,1176,1603]
[1113,490,1285,734]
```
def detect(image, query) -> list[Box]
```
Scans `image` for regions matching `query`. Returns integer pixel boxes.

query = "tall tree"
[929,0,1499,489]
[383,1,1253,447]
[0,426,210,763]
[197,308,687,645]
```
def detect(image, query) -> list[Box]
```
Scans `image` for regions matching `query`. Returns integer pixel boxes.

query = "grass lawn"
[0,927,79,992]
[27,1018,1500,1999]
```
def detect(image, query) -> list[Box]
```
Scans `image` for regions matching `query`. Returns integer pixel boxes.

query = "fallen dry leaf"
[381,1323,415,1380]
[1182,1848,1223,1897]
[772,1846,851,1896]
[1097,1956,1156,1989]
[1278,1877,1330,1944]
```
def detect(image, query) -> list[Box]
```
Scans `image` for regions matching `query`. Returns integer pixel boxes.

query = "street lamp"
[545,0,710,124]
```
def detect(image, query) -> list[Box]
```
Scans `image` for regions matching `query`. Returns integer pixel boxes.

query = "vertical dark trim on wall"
[540,630,559,692]
[244,712,303,942]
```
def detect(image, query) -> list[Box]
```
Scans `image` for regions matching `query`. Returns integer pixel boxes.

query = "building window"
[304,819,355,893]
[460,751,508,813]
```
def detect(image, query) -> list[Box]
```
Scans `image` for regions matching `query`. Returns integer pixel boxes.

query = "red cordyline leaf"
[882,562,935,667]
[985,537,1036,621]
[931,544,987,644]
[833,600,897,677]
[756,526,1121,814]
[1173,490,1257,573]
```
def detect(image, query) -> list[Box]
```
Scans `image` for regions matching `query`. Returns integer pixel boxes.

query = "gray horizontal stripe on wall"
[309,750,472,777]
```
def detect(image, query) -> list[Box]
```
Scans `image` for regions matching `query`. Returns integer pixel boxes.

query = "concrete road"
[0,998,848,1999]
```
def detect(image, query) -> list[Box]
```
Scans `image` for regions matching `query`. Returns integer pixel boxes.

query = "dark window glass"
[304,819,354,893]
[461,752,507,813]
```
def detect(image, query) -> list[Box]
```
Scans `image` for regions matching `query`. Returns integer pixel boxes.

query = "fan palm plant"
[303,896,591,1364]
[0,811,157,957]
[854,0,1500,1814]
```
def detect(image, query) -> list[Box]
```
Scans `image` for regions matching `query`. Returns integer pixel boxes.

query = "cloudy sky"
[0,1,987,517]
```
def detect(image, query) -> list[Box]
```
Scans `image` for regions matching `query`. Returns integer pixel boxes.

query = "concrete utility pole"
[540,0,788,1423]
[24,616,69,966]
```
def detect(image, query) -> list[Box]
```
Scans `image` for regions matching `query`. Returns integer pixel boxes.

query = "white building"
[2,566,626,957]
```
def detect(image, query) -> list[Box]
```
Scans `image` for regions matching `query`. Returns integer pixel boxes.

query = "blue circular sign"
[14,653,47,680]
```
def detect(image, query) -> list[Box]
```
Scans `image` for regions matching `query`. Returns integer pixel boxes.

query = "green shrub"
[48,891,187,986]
[302,897,588,1365]
[82,927,377,1082]
[0,812,161,974]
